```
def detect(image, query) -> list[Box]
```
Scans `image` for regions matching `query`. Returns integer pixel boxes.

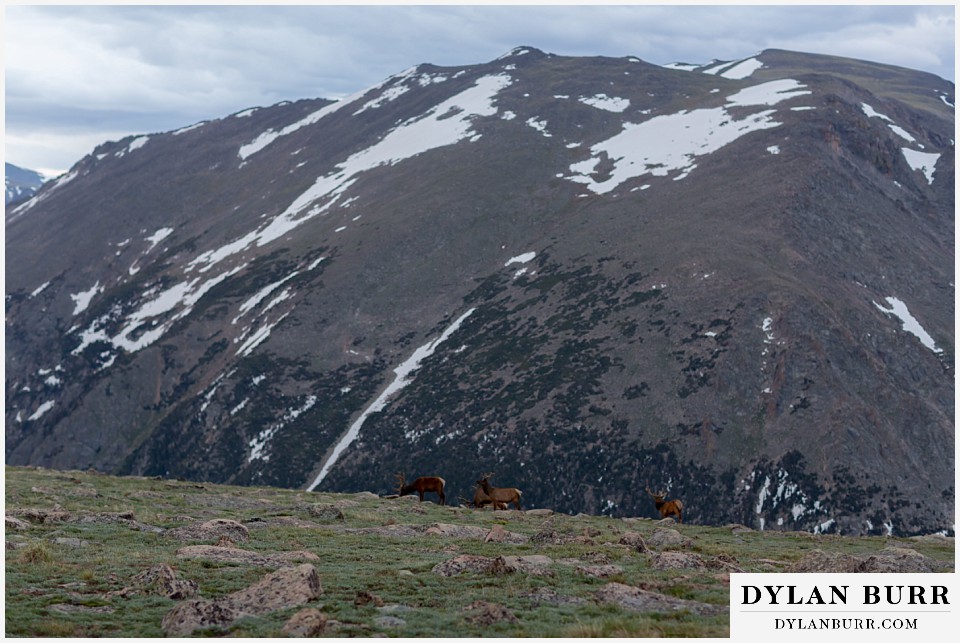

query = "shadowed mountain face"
[5,47,953,536]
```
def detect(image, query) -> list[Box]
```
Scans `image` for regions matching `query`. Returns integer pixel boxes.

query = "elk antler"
[395,472,405,493]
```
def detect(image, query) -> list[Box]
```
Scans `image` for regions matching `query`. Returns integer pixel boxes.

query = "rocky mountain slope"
[5,48,954,536]
[5,162,47,206]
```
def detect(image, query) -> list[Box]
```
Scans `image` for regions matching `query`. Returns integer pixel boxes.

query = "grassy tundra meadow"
[4,465,954,637]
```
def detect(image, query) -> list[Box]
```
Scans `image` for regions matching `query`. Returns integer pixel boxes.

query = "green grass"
[4,466,953,637]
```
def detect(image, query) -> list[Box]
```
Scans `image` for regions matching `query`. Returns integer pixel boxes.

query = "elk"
[472,481,507,510]
[396,473,446,505]
[646,487,683,523]
[476,473,522,510]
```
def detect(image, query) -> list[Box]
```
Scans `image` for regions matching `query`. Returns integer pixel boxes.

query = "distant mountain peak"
[5,162,48,206]
[497,45,548,60]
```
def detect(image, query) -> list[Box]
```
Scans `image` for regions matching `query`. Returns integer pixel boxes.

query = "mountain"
[5,47,954,536]
[5,162,48,206]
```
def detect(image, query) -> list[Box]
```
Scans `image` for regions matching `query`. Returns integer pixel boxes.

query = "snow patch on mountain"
[579,94,630,112]
[505,252,536,278]
[353,65,450,115]
[196,73,513,274]
[28,400,56,421]
[505,252,536,266]
[239,98,351,160]
[526,116,552,137]
[30,281,51,298]
[145,228,174,253]
[354,83,411,114]
[873,296,942,353]
[566,79,809,194]
[718,57,764,79]
[861,103,918,143]
[496,47,535,60]
[237,73,400,162]
[240,65,456,160]
[173,122,206,136]
[71,253,325,367]
[71,282,103,315]
[726,79,810,106]
[307,307,476,490]
[71,264,247,358]
[248,395,318,463]
[748,466,824,531]
[661,61,700,72]
[859,103,943,183]
[901,149,940,184]
[684,55,764,80]
[235,277,295,324]
[116,136,150,158]
[232,258,323,327]
[237,311,291,358]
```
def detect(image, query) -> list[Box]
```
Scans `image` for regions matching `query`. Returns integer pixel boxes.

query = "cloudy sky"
[4,3,955,177]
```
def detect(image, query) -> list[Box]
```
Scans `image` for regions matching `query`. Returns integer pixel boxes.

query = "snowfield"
[873,296,942,354]
[566,79,810,194]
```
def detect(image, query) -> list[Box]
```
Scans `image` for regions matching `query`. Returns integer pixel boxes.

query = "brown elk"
[646,487,683,523]
[396,473,446,505]
[476,473,522,510]
[472,481,507,510]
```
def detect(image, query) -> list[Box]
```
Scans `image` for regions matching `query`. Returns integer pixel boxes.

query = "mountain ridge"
[5,47,953,537]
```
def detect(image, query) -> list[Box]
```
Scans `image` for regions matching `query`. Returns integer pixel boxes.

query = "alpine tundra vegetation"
[5,48,954,538]
[3,466,954,637]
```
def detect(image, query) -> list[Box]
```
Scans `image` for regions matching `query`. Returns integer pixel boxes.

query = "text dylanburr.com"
[731,573,956,640]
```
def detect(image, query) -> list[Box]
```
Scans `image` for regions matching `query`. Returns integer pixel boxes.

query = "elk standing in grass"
[472,481,506,510]
[646,487,683,523]
[396,473,446,505]
[476,473,522,510]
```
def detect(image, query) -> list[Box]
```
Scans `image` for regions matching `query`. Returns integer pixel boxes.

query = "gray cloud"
[5,4,954,176]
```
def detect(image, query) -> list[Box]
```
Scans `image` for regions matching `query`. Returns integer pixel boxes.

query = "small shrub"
[19,541,54,564]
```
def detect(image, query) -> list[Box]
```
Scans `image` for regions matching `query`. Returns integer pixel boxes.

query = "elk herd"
[394,472,682,522]
[395,472,522,510]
